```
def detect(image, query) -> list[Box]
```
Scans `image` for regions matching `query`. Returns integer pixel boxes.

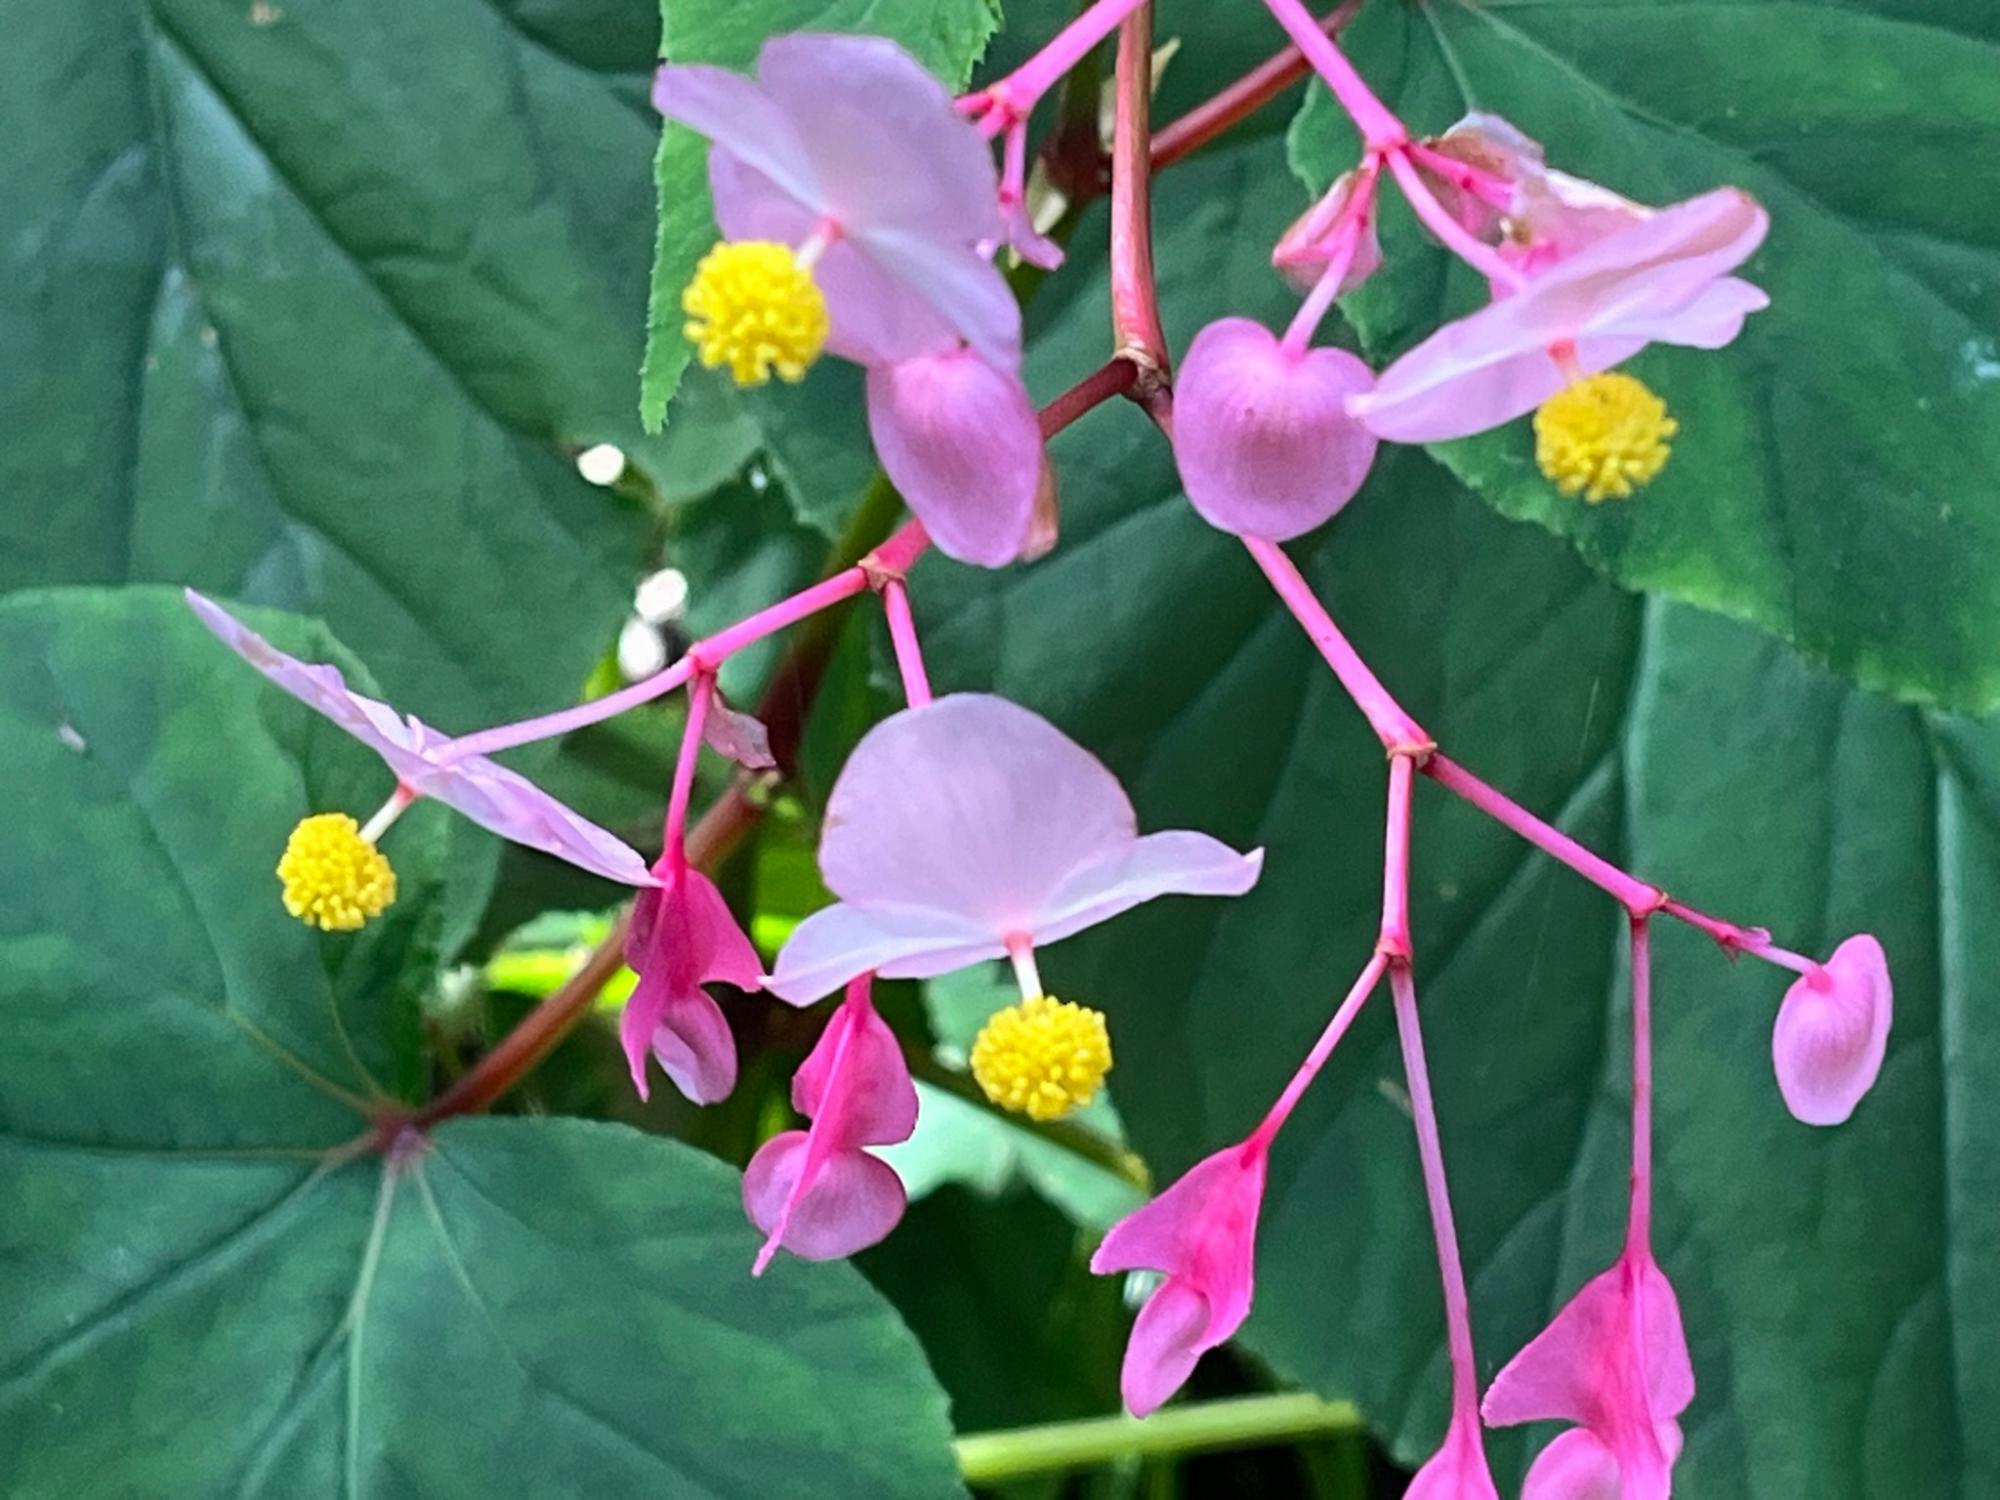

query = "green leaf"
[1286,0,2000,711]
[0,588,967,1497]
[920,136,1996,1496]
[641,0,1005,430]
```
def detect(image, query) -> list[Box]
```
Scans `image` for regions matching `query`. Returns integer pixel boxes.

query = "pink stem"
[1389,962,1483,1422]
[1379,754,1414,957]
[1385,149,1526,291]
[444,569,871,761]
[1627,914,1653,1258]
[1423,752,1664,917]
[881,580,933,707]
[1249,952,1388,1150]
[1662,898,1820,977]
[661,671,713,879]
[1243,537,1431,751]
[973,0,1150,123]
[1257,0,1406,150]
[1280,220,1361,356]
[1405,141,1515,211]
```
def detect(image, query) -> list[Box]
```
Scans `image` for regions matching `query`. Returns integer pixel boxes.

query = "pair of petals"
[620,866,763,1105]
[1352,187,1769,443]
[766,695,1263,1004]
[657,35,1018,372]
[1483,1251,1694,1500]
[743,979,917,1272]
[186,592,655,887]
[1173,318,1379,542]
[1772,934,1893,1126]
[1090,1141,1268,1416]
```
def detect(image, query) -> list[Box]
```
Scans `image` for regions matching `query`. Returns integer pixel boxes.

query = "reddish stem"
[1110,3,1171,411]
[1151,0,1363,172]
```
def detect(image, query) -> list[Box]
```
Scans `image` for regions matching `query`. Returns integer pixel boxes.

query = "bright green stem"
[954,1393,1364,1483]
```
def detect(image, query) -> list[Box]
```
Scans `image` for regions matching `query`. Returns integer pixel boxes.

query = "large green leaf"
[0,589,965,1498]
[1287,0,2000,712]
[640,0,1005,429]
[919,136,1996,1496]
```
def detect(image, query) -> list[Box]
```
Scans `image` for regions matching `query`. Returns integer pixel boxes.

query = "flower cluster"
[186,7,1897,1493]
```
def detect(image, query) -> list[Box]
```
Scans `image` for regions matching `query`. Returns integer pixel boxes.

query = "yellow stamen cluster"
[1534,371,1678,503]
[682,240,829,387]
[276,813,396,932]
[970,995,1113,1122]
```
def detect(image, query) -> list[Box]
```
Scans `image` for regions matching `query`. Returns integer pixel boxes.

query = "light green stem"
[954,1393,1365,1483]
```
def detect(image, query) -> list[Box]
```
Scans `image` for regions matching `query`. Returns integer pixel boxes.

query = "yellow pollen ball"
[1533,371,1678,503]
[682,240,829,387]
[276,813,396,932]
[969,995,1113,1122]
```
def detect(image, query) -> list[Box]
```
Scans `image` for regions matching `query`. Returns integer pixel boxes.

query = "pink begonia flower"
[765,694,1263,1004]
[1349,188,1769,444]
[1483,1249,1695,1500]
[865,347,1053,567]
[654,34,1018,371]
[743,976,917,1273]
[656,35,1052,569]
[1772,934,1893,1126]
[621,864,763,1105]
[1172,317,1379,541]
[1090,1139,1269,1416]
[1404,1416,1502,1500]
[186,591,656,887]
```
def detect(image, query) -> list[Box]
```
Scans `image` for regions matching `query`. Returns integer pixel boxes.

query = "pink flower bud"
[1772,934,1892,1126]
[1172,317,1379,542]
[621,866,763,1105]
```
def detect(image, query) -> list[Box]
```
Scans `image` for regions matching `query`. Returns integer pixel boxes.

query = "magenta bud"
[1772,934,1892,1126]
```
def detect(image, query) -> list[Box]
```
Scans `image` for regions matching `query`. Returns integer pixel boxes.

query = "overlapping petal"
[621,867,763,1104]
[1351,189,1769,443]
[769,695,1261,1004]
[187,591,656,887]
[1773,934,1893,1126]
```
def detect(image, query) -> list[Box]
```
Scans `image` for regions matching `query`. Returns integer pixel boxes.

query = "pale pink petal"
[743,1133,907,1271]
[765,901,1001,1006]
[708,153,963,366]
[1001,198,1065,271]
[1173,317,1379,541]
[861,230,1024,372]
[1520,1429,1622,1500]
[865,350,1045,567]
[1350,341,1581,444]
[1035,831,1263,947]
[646,989,738,1106]
[1120,1278,1211,1417]
[1403,1415,1502,1500]
[1539,188,1768,332]
[790,986,919,1147]
[189,591,657,887]
[652,64,820,208]
[754,35,1000,243]
[703,696,774,770]
[1773,934,1893,1126]
[1274,169,1382,295]
[820,695,1138,926]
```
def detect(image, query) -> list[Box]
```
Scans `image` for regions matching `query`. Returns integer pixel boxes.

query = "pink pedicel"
[1089,1140,1269,1417]
[865,345,1052,567]
[1350,188,1770,443]
[743,975,918,1273]
[765,694,1262,1004]
[655,34,1020,371]
[1172,316,1378,541]
[186,591,656,887]
[621,865,763,1106]
[1772,934,1893,1126]
[1483,1252,1695,1500]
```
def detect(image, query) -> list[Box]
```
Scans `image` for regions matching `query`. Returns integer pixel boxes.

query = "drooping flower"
[1772,934,1893,1126]
[1090,1139,1269,1416]
[656,34,1052,569]
[1483,1250,1695,1500]
[743,975,918,1273]
[621,864,763,1105]
[1351,186,1766,505]
[187,592,657,929]
[1172,316,1379,540]
[654,34,1018,373]
[765,693,1263,1004]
